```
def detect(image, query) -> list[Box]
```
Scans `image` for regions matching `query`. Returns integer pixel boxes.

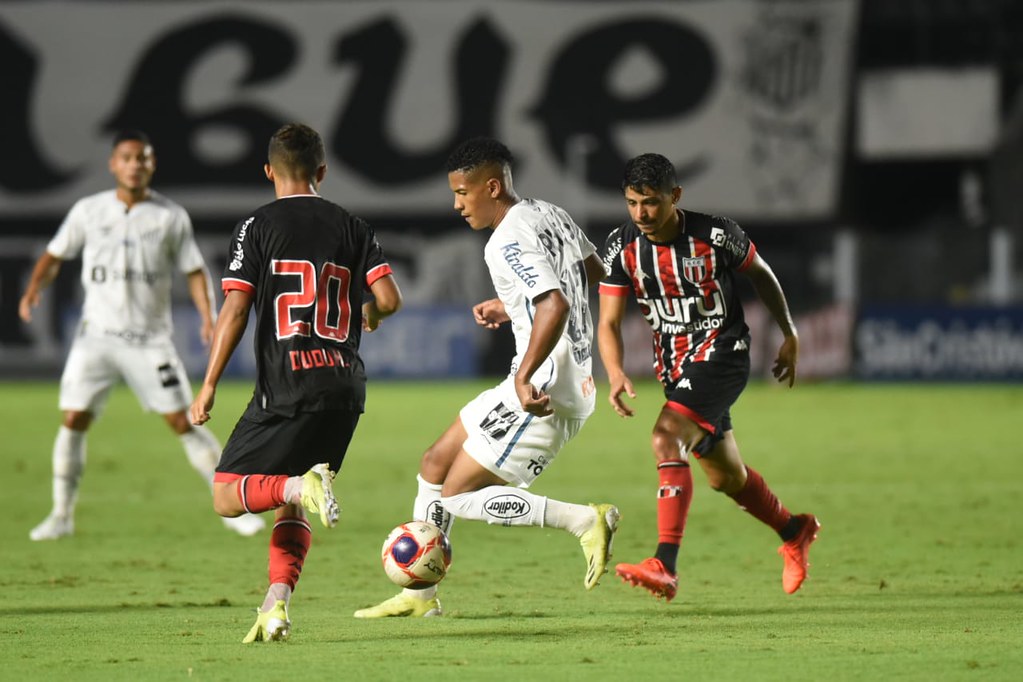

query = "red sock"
[657,460,693,544]
[237,475,289,513]
[728,467,791,532]
[268,517,312,589]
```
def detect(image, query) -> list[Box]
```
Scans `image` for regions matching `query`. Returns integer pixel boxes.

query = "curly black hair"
[446,137,514,173]
[622,153,677,194]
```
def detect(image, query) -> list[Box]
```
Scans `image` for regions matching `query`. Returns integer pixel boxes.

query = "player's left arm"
[186,267,217,345]
[363,274,403,332]
[515,287,569,416]
[190,289,253,425]
[743,252,798,387]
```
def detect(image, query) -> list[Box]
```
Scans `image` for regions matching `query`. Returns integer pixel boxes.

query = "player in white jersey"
[354,137,619,619]
[18,130,264,540]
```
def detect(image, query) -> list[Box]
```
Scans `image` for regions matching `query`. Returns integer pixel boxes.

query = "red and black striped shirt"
[599,209,755,388]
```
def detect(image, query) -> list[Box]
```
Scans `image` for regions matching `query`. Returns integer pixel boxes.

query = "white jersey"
[484,198,598,419]
[47,189,205,344]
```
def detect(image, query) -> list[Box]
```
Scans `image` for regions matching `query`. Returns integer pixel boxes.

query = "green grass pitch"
[1,379,1021,681]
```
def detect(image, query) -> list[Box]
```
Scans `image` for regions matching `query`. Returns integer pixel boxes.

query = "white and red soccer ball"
[381,521,452,589]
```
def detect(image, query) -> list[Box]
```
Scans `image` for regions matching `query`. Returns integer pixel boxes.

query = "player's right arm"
[190,289,254,425]
[472,298,509,329]
[18,251,63,323]
[597,290,636,418]
[515,287,570,417]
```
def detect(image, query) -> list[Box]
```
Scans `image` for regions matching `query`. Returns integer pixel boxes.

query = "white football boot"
[222,513,266,536]
[29,513,74,541]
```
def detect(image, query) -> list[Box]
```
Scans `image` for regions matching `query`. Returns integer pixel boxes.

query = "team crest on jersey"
[681,256,708,284]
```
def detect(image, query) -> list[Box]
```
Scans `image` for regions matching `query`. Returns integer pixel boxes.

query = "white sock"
[283,476,304,505]
[402,584,438,599]
[51,426,86,518]
[440,486,547,527]
[261,582,292,612]
[178,426,221,489]
[399,476,450,601]
[413,474,453,536]
[543,499,598,537]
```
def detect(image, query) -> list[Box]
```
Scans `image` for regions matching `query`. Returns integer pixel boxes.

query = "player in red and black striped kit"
[597,153,819,602]
[190,124,402,641]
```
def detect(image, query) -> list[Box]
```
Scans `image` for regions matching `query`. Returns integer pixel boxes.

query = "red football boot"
[615,558,678,602]
[778,514,820,594]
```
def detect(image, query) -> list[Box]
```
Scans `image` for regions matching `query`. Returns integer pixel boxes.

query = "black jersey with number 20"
[221,196,392,417]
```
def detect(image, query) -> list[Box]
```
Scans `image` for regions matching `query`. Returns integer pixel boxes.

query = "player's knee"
[62,411,92,431]
[164,412,192,435]
[420,445,452,482]
[650,428,686,462]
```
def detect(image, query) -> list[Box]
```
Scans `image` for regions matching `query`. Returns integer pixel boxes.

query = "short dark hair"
[268,123,325,179]
[622,153,677,194]
[446,137,513,174]
[111,129,151,148]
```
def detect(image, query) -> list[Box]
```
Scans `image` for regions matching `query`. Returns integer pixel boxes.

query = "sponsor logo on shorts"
[678,378,692,390]
[103,328,152,343]
[479,402,519,440]
[157,362,181,388]
[526,456,549,477]
[484,493,531,520]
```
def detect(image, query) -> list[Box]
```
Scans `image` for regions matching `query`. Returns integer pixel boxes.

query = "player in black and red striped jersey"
[190,123,402,642]
[597,153,819,602]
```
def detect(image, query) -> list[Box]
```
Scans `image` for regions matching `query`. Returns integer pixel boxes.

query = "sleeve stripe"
[737,241,757,271]
[599,282,631,297]
[366,263,393,287]
[222,278,255,295]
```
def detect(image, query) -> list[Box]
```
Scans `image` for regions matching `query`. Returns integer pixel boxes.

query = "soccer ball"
[381,521,452,589]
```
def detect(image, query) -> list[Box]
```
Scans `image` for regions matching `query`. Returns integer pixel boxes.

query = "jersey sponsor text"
[638,290,726,332]
[499,241,540,288]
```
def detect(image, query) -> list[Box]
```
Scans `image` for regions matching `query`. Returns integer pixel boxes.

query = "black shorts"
[663,356,749,456]
[217,409,361,477]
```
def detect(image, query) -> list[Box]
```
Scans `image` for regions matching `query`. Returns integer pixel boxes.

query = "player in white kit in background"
[354,137,619,619]
[18,130,264,540]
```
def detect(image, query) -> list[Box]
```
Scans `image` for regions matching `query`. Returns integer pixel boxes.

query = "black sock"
[778,515,804,542]
[654,542,679,575]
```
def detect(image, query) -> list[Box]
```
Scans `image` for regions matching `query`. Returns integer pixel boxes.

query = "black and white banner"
[0,0,858,222]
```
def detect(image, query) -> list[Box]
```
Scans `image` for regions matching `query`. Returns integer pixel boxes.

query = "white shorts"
[59,334,193,416]
[458,376,588,488]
